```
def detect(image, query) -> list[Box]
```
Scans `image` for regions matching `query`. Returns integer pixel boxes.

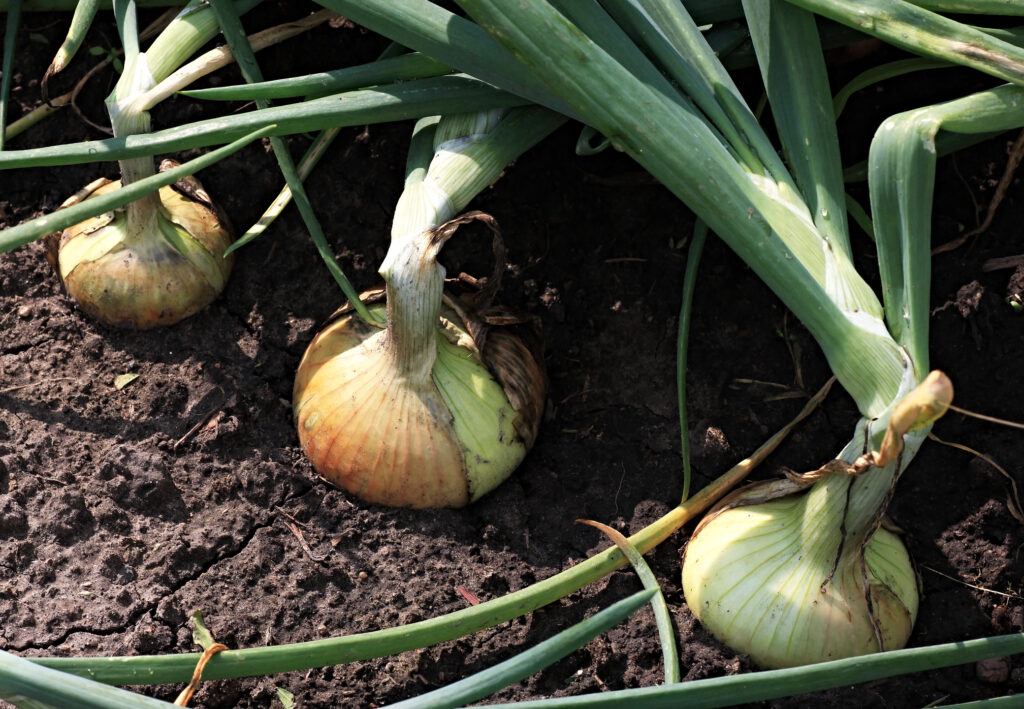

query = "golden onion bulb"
[51,163,232,329]
[293,220,545,509]
[682,471,918,669]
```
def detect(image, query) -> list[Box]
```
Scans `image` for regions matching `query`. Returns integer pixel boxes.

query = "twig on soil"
[929,432,1024,525]
[173,409,224,452]
[948,404,1024,432]
[456,586,481,606]
[983,254,1024,272]
[934,128,1024,255]
[0,376,76,395]
[920,564,1023,601]
[277,508,329,563]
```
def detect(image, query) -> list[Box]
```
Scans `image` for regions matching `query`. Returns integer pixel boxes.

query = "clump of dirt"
[1,3,1023,707]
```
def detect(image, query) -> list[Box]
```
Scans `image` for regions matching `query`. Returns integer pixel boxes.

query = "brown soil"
[2,4,1023,707]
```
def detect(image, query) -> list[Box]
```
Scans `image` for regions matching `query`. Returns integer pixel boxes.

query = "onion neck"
[107,55,160,244]
[379,182,455,385]
[818,383,929,558]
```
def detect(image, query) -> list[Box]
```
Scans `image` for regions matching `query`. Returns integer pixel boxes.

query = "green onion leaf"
[678,220,706,503]
[387,589,657,708]
[788,0,1024,87]
[182,52,451,101]
[0,0,22,151]
[0,124,274,252]
[486,633,1024,707]
[0,76,527,169]
[209,0,371,320]
[0,650,173,709]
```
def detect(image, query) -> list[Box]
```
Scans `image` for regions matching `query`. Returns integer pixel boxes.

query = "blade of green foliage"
[834,58,949,119]
[45,0,99,80]
[0,650,174,709]
[580,522,679,684]
[939,696,1024,708]
[457,0,902,415]
[111,0,139,66]
[742,0,851,259]
[843,130,1001,183]
[678,220,706,503]
[0,76,527,168]
[209,0,370,320]
[229,126,340,254]
[313,0,574,118]
[602,0,796,190]
[0,0,21,151]
[387,590,656,709]
[915,0,1024,12]
[788,0,1024,87]
[487,633,1024,707]
[0,125,272,252]
[190,611,216,650]
[597,1,757,176]
[228,41,406,253]
[869,82,1024,373]
[183,52,451,101]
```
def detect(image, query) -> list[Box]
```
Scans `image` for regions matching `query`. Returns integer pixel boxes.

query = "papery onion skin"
[681,479,918,669]
[52,171,233,330]
[293,294,545,509]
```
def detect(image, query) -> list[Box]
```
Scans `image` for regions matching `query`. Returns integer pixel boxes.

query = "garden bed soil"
[1,4,1023,707]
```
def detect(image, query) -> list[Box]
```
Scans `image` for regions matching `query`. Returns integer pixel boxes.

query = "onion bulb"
[683,371,953,668]
[49,160,232,329]
[293,213,545,508]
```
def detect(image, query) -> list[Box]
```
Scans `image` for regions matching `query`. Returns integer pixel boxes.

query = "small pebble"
[977,657,1010,684]
[17,305,30,318]
[358,571,368,581]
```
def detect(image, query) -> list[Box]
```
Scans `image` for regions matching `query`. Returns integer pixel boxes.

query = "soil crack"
[5,487,309,653]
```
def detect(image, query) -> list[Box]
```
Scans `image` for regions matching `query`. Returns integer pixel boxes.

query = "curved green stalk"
[183,52,451,101]
[0,125,272,252]
[677,221,705,503]
[833,58,949,120]
[0,0,21,151]
[44,0,99,82]
[843,131,1002,183]
[388,590,656,709]
[869,83,1024,374]
[786,0,1024,87]
[580,522,680,684]
[208,0,369,320]
[0,650,174,708]
[489,633,1024,708]
[0,76,527,169]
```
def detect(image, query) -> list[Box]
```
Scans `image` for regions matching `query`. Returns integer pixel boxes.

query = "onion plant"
[46,0,268,328]
[293,108,561,507]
